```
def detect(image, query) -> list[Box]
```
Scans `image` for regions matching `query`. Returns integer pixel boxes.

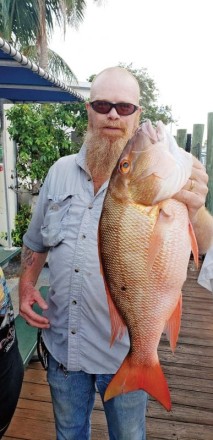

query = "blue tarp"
[0,37,84,103]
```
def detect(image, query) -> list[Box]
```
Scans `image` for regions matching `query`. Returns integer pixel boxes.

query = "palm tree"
[0,0,102,82]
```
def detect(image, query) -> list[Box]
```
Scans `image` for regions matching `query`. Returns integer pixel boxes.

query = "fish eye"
[119,159,130,174]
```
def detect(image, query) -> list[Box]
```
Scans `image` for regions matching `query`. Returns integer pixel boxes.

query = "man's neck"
[92,173,109,194]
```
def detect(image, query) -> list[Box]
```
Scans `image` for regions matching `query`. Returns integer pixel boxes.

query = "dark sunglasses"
[90,100,139,116]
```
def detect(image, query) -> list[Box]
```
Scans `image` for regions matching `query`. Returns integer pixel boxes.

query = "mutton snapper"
[99,120,198,410]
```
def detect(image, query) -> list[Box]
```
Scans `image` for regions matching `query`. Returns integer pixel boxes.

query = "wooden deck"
[3,260,213,440]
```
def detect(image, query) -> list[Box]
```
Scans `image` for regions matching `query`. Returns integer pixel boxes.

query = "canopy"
[0,37,84,103]
[0,37,84,248]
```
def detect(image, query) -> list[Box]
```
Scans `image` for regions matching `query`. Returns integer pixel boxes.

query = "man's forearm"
[191,206,213,254]
[19,245,48,287]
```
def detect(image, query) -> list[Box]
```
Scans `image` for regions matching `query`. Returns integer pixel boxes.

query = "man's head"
[85,66,142,179]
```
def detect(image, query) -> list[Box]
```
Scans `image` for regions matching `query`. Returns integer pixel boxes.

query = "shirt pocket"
[41,194,73,247]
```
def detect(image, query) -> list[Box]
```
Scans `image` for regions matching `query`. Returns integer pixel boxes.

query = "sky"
[50,0,213,137]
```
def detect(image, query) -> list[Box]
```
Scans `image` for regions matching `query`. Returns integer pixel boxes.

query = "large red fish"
[99,120,198,410]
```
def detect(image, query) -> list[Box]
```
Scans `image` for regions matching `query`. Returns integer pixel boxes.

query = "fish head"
[108,120,192,205]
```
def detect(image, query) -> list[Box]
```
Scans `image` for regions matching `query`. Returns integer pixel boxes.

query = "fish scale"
[99,120,198,411]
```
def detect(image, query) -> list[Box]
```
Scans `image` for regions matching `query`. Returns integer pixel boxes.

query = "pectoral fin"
[164,294,182,352]
[148,204,174,272]
[189,221,199,268]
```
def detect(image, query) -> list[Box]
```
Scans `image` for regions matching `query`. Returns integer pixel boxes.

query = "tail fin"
[104,355,171,411]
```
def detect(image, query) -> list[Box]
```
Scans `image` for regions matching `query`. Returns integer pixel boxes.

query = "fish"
[99,120,198,411]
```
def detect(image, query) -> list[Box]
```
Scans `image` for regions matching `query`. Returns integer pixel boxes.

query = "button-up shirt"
[23,145,130,373]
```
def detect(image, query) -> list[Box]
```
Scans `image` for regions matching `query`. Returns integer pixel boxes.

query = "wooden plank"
[3,417,56,440]
[3,262,213,440]
[162,364,213,380]
[146,417,213,440]
[20,382,52,403]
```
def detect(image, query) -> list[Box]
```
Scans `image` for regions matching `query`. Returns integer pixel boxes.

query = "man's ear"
[85,102,90,110]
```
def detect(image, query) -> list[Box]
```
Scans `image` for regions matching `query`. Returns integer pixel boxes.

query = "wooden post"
[191,124,204,160]
[176,129,187,149]
[185,133,191,152]
[206,113,213,214]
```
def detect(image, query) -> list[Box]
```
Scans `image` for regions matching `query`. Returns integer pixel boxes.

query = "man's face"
[85,70,142,179]
[86,72,142,142]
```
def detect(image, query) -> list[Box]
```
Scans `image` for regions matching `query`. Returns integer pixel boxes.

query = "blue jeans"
[47,354,148,440]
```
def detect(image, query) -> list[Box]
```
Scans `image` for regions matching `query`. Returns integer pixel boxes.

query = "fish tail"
[104,355,171,411]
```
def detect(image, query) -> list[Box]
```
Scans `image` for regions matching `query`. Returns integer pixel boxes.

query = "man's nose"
[107,107,120,119]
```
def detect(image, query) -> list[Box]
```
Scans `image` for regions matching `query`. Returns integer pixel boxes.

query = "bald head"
[90,66,140,105]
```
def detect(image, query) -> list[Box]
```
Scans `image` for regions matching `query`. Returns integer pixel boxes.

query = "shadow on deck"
[3,260,213,440]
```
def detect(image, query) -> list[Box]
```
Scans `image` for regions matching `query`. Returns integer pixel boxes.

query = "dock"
[3,260,213,440]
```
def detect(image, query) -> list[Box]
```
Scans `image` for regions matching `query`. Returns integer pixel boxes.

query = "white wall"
[0,104,18,247]
[71,81,91,99]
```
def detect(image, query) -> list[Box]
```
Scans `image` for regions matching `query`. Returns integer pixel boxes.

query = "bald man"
[19,67,212,440]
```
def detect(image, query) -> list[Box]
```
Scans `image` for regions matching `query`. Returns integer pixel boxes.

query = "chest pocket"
[41,194,73,247]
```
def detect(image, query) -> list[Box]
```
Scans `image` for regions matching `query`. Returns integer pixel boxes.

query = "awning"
[0,37,84,248]
[0,37,84,103]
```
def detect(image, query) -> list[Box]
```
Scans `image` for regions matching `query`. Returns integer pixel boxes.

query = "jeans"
[0,339,24,438]
[47,354,148,440]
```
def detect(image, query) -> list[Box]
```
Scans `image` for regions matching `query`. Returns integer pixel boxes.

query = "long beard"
[85,121,138,179]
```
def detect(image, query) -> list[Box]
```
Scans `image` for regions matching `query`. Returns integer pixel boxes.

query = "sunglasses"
[90,100,139,116]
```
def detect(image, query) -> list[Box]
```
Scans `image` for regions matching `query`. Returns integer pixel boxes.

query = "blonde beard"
[85,123,138,180]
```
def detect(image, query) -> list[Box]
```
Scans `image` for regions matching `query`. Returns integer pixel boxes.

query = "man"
[0,267,24,438]
[19,67,212,440]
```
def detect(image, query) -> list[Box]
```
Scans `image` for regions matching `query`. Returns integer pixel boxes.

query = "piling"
[206,113,213,214]
[191,124,204,160]
[176,129,187,149]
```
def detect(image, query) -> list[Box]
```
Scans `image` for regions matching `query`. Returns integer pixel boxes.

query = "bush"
[11,204,32,247]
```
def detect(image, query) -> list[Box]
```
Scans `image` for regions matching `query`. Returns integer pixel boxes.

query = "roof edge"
[0,37,85,102]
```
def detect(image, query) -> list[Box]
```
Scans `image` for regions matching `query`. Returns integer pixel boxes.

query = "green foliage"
[119,63,174,125]
[11,204,32,247]
[6,103,85,190]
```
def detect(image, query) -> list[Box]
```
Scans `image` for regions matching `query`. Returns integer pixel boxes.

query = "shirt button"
[88,177,91,181]
[72,300,77,305]
[88,204,93,209]
[71,329,76,335]
[82,234,86,239]
[74,268,79,273]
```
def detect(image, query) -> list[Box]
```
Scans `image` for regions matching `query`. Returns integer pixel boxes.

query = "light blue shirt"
[23,145,130,373]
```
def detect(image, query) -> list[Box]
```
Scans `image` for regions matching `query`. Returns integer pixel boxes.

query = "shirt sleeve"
[23,176,50,253]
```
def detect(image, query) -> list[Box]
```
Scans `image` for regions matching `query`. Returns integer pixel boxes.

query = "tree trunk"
[37,0,49,69]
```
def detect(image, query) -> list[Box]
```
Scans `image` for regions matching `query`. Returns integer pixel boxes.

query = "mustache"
[100,121,125,129]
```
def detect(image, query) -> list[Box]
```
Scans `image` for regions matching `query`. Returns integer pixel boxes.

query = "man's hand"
[173,156,208,221]
[19,281,50,328]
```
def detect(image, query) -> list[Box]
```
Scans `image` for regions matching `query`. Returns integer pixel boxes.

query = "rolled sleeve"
[23,179,50,253]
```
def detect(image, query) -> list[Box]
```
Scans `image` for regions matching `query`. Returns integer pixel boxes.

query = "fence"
[175,112,213,215]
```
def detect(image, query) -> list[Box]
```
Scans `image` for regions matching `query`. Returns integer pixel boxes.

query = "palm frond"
[47,48,78,84]
[21,44,78,84]
[0,0,40,45]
